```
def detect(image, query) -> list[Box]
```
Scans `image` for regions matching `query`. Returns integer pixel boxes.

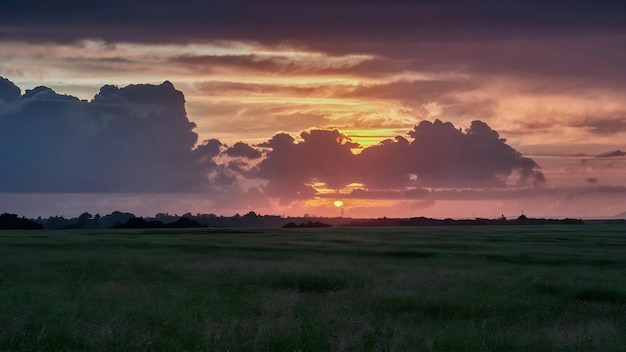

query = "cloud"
[170,52,370,76]
[4,2,626,155]
[4,73,624,218]
[0,76,228,192]
[194,81,330,98]
[362,120,546,188]
[175,53,435,80]
[338,79,478,102]
[225,142,262,159]
[2,1,625,47]
[574,117,626,136]
[253,119,546,202]
[254,130,359,201]
[0,76,21,106]
[596,150,625,158]
[190,100,333,139]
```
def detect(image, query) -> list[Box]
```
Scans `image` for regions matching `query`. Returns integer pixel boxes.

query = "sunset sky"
[1,0,625,219]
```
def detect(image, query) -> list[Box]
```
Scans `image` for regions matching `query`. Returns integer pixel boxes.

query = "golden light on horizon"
[333,200,344,207]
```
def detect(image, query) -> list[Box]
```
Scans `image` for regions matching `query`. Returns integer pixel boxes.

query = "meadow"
[0,225,625,351]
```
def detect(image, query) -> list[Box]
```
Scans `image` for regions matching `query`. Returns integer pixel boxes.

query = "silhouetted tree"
[0,213,43,230]
[114,217,165,229]
[165,217,206,228]
[75,212,94,229]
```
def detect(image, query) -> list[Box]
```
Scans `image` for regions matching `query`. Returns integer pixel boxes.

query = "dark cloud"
[343,186,626,203]
[574,117,626,136]
[364,120,546,188]
[337,79,478,102]
[178,41,626,102]
[415,38,626,82]
[193,138,223,166]
[4,1,626,96]
[255,130,359,201]
[0,77,227,192]
[253,119,546,202]
[2,1,624,47]
[352,136,414,188]
[225,142,262,159]
[0,76,21,106]
[22,86,80,102]
[596,150,625,158]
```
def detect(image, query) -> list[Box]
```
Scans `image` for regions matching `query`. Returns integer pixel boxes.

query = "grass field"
[1,225,625,351]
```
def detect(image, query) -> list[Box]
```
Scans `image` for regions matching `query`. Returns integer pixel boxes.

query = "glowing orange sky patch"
[338,128,406,148]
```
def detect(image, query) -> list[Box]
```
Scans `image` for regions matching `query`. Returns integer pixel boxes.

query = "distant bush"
[113,217,165,229]
[113,216,206,229]
[164,217,206,228]
[282,221,332,228]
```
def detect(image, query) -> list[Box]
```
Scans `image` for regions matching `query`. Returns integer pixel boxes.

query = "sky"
[1,0,626,219]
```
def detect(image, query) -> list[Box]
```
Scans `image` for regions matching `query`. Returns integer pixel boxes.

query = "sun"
[333,200,344,207]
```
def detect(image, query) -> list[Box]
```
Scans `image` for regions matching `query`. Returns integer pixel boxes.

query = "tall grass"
[0,225,625,351]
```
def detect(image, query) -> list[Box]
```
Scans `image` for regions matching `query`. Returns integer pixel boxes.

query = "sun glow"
[333,200,344,207]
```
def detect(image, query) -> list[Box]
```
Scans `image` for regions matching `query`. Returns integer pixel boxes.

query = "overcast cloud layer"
[2,1,625,45]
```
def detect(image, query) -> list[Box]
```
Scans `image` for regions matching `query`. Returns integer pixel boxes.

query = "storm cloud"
[226,142,263,159]
[0,77,225,192]
[0,76,547,205]
[253,120,546,201]
[0,76,21,106]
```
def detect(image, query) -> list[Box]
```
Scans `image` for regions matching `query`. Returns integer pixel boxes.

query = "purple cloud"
[2,1,624,47]
[226,142,262,159]
[253,119,546,202]
[0,77,226,192]
[596,150,625,158]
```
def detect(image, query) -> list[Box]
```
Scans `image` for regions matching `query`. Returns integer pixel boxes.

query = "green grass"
[0,225,625,351]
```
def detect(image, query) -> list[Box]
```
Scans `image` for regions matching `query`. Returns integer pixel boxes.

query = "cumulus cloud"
[354,120,546,189]
[254,130,358,202]
[0,76,21,107]
[0,77,227,192]
[0,75,549,212]
[226,142,262,159]
[4,2,626,155]
[253,119,546,202]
